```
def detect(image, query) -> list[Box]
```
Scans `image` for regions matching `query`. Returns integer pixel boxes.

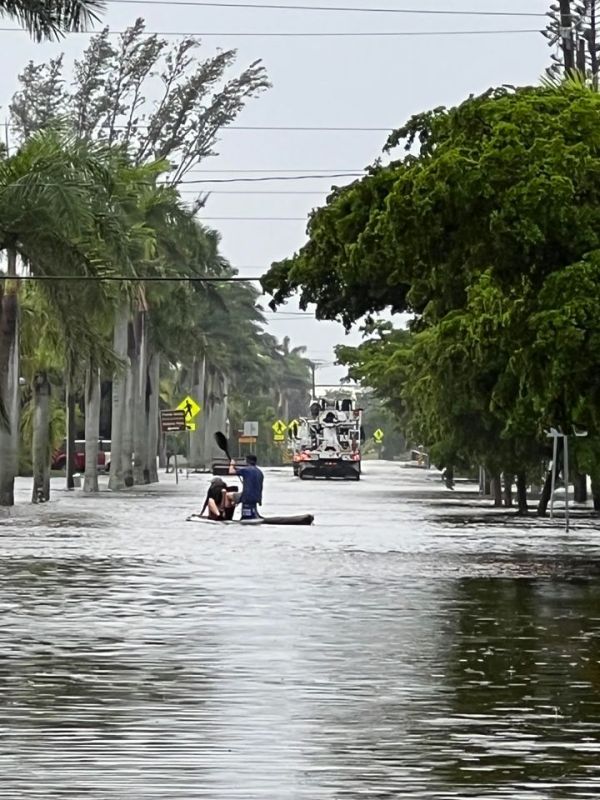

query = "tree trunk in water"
[202,369,215,468]
[537,469,553,516]
[31,371,51,503]
[0,259,20,507]
[516,472,528,516]
[121,321,136,488]
[108,302,129,491]
[491,474,502,507]
[189,355,205,469]
[443,465,454,490]
[503,473,513,507]
[146,349,160,483]
[65,376,77,489]
[202,370,229,466]
[84,363,101,493]
[574,473,588,504]
[133,310,148,485]
[592,475,600,513]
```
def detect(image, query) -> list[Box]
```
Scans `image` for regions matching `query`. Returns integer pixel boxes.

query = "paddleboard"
[187,513,314,526]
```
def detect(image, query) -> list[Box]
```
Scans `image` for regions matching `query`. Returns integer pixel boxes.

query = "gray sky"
[1,0,551,384]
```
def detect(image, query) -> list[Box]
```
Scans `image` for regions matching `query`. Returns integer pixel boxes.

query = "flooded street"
[2,461,600,798]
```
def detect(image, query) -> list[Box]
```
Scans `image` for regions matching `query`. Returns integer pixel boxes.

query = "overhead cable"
[106,0,546,17]
[0,27,542,37]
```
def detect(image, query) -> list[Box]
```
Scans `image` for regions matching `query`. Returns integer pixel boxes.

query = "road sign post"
[175,395,201,476]
[373,428,384,459]
[160,410,188,485]
[546,426,588,531]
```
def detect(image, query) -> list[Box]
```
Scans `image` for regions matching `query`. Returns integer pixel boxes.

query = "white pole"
[550,434,559,519]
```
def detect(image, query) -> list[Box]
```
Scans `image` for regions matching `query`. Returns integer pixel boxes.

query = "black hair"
[246,454,258,465]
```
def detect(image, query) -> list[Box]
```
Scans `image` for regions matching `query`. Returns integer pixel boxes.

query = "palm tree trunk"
[31,371,51,503]
[537,469,553,516]
[203,370,228,465]
[516,472,528,516]
[108,301,128,491]
[65,373,77,490]
[189,354,205,469]
[122,320,136,488]
[146,348,160,483]
[502,473,513,507]
[133,310,148,485]
[574,473,587,504]
[491,473,503,507]
[84,362,101,493]
[0,252,20,507]
[202,368,214,469]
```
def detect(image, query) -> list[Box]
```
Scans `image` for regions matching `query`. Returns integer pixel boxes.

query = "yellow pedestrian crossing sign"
[373,428,384,443]
[177,395,201,421]
[272,419,287,436]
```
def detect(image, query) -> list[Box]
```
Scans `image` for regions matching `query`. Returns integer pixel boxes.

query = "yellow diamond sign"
[373,428,384,443]
[177,395,201,421]
[272,419,287,436]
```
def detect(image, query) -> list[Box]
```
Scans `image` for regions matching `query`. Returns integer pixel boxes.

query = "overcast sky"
[1,0,551,384]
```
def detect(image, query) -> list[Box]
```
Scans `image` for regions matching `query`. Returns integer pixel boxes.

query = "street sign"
[244,421,259,437]
[373,428,384,443]
[186,422,196,432]
[288,418,300,436]
[273,434,285,442]
[177,395,201,421]
[160,410,187,432]
[239,435,257,444]
[272,419,287,436]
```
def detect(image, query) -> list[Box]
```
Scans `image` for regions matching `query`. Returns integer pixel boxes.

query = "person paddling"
[229,454,264,521]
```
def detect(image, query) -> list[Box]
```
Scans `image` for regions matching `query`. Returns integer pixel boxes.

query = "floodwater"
[1,462,600,798]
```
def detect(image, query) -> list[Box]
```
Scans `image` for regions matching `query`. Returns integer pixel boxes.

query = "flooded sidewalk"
[1,462,600,798]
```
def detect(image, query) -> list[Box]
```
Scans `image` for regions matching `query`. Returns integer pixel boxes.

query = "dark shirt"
[235,465,264,506]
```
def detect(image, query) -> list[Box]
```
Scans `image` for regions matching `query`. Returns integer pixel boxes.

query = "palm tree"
[1,0,104,41]
[0,129,122,505]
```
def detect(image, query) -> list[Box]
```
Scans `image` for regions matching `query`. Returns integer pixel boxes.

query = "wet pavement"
[1,461,600,798]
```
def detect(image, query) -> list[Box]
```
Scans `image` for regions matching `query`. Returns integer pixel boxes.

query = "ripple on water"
[0,465,600,797]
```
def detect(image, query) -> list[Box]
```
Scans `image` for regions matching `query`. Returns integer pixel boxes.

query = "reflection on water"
[1,464,600,798]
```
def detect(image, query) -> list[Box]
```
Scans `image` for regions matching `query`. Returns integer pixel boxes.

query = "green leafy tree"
[264,83,600,510]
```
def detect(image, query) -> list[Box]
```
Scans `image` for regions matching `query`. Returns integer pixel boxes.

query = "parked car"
[51,439,111,472]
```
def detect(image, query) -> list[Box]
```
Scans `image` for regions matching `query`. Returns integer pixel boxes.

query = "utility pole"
[310,363,316,400]
[545,1,600,82]
[559,0,575,72]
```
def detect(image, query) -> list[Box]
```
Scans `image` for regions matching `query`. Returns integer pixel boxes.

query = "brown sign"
[239,435,257,444]
[160,409,187,432]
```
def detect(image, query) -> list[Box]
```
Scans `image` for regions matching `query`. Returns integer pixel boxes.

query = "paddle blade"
[214,431,230,458]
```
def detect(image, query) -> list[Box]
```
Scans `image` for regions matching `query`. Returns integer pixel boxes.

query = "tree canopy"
[263,83,600,498]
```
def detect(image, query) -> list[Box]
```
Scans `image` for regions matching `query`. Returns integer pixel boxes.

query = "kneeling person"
[203,477,235,521]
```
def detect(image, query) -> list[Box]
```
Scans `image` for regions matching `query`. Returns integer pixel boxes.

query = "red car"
[51,439,110,472]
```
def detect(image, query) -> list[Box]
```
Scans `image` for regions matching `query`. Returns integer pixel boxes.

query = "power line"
[4,274,262,282]
[183,189,326,194]
[0,172,363,188]
[106,0,546,17]
[177,172,363,183]
[0,27,542,37]
[5,123,394,132]
[185,168,362,172]
[202,215,305,219]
